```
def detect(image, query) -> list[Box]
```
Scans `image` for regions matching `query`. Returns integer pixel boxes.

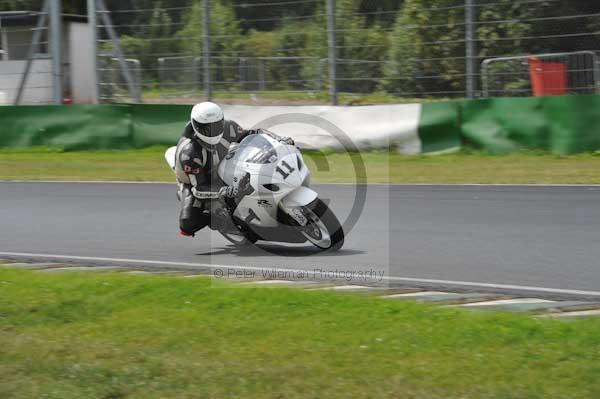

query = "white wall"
[69,22,95,103]
[0,59,53,104]
[223,104,424,154]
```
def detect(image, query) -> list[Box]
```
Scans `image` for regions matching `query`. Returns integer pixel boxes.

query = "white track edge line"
[0,180,174,185]
[1,180,600,187]
[2,251,600,297]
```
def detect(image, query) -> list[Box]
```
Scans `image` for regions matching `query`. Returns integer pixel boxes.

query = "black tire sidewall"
[305,198,345,251]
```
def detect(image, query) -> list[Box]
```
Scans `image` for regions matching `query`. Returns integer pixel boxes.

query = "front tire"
[301,198,344,251]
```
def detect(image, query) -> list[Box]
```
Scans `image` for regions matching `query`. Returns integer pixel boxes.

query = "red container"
[528,58,567,96]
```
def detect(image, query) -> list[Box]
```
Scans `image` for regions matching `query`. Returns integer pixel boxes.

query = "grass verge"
[0,268,599,398]
[1,147,600,184]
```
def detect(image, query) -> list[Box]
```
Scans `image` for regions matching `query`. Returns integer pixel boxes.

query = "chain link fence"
[94,0,600,104]
[0,8,54,104]
[3,0,599,105]
[481,51,600,97]
[0,0,94,105]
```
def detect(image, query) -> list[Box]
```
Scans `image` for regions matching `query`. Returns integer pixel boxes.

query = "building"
[0,11,95,104]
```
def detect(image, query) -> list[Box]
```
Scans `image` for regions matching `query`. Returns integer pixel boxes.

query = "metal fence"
[3,0,600,105]
[0,5,56,105]
[91,0,600,105]
[98,56,142,101]
[482,51,600,97]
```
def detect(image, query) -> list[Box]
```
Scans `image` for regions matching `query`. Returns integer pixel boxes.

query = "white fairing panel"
[165,146,177,171]
[217,133,312,227]
[281,186,318,208]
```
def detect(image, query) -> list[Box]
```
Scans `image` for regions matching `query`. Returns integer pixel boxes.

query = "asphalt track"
[1,182,599,297]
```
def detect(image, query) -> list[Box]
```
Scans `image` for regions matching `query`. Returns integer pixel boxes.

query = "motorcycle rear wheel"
[300,198,344,251]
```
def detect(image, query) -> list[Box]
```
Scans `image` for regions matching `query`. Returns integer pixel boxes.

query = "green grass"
[2,147,600,184]
[0,268,599,399]
[0,147,174,182]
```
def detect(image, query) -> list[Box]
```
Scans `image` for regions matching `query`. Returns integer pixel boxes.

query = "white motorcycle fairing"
[280,186,318,208]
[165,146,177,170]
[165,130,344,249]
[218,134,312,230]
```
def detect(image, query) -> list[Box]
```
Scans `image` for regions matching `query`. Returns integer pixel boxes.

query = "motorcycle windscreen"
[219,134,279,186]
[234,135,278,164]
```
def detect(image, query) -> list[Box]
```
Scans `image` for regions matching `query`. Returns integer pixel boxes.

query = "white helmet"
[190,102,225,146]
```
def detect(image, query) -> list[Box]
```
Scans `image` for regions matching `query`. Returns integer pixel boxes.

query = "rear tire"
[301,198,344,251]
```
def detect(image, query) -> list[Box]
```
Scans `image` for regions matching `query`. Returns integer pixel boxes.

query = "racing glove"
[247,128,294,146]
[218,185,239,199]
[279,136,294,146]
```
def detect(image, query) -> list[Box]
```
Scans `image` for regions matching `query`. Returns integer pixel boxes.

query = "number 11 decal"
[276,160,295,180]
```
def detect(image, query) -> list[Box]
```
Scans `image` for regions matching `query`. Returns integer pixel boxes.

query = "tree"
[334,0,387,93]
[103,0,192,33]
[384,0,465,97]
[231,0,318,32]
[357,0,404,27]
[176,0,240,89]
[272,19,314,90]
[383,0,566,97]
[102,3,179,77]
[523,0,600,54]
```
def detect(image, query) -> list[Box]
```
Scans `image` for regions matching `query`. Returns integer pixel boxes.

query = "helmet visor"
[193,118,224,138]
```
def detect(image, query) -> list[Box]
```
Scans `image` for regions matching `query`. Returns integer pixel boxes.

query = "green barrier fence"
[130,104,189,149]
[0,104,187,151]
[418,102,462,153]
[1,95,599,154]
[0,105,133,150]
[460,95,600,154]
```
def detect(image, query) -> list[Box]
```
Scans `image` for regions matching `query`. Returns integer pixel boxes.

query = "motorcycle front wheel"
[300,198,344,251]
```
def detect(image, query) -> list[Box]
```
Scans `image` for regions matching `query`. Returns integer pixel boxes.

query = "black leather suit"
[174,120,255,235]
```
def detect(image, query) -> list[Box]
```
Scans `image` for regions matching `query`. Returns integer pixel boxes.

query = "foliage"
[3,0,600,98]
[177,0,239,56]
[231,0,318,31]
[338,20,388,93]
[242,29,275,58]
[99,2,179,89]
[384,0,600,97]
[175,0,240,89]
[334,0,385,92]
[272,19,317,90]
[384,0,465,97]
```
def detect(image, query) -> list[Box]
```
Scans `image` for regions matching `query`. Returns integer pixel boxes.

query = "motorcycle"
[165,130,344,251]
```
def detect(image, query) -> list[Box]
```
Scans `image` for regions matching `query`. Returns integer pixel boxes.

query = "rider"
[175,101,294,237]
